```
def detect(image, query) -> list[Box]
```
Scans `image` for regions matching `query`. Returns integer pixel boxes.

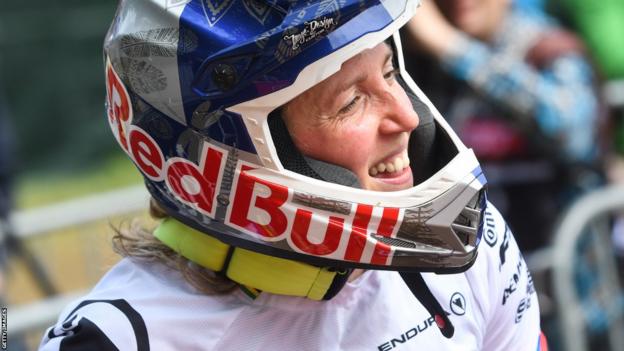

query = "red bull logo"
[106,58,403,265]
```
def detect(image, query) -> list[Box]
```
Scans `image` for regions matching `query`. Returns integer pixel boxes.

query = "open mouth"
[369,151,410,178]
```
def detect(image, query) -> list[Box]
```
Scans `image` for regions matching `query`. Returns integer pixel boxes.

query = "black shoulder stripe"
[53,299,149,351]
[58,317,119,351]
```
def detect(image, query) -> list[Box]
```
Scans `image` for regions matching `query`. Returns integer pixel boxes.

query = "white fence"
[8,185,150,336]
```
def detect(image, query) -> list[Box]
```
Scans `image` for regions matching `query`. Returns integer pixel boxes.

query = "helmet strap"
[400,271,455,338]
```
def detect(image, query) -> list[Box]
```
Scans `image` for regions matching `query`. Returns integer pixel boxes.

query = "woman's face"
[282,43,419,192]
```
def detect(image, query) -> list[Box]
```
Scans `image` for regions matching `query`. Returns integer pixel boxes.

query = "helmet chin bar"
[146,173,485,274]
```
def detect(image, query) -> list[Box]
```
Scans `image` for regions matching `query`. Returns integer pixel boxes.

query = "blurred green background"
[0,3,148,348]
[0,1,141,208]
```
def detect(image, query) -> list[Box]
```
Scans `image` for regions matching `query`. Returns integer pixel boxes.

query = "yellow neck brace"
[154,218,340,300]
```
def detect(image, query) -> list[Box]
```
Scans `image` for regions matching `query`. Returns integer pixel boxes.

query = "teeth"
[369,152,411,176]
[394,158,404,172]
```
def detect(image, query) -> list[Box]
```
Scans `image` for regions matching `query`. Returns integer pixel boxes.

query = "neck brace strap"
[154,218,351,300]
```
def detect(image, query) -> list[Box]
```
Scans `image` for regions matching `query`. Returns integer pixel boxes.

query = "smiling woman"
[39,1,545,350]
[282,43,419,192]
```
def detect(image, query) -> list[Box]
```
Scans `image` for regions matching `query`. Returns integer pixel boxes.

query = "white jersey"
[39,205,542,351]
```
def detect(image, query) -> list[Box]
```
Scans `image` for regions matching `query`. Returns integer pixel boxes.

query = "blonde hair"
[112,198,237,294]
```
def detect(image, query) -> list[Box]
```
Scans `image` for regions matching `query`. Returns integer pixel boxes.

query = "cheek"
[329,123,377,166]
[305,122,376,170]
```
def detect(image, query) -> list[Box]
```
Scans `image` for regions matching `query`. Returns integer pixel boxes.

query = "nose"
[378,85,420,134]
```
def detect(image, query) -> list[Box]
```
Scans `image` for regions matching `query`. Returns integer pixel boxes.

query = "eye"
[338,95,361,115]
[384,67,399,81]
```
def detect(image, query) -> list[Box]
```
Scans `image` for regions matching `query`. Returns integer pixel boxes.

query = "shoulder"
[39,258,250,351]
[463,202,542,350]
[39,259,163,350]
[468,203,529,304]
[39,298,148,351]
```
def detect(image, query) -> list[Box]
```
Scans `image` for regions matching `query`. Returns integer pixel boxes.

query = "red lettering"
[229,165,289,238]
[166,144,225,217]
[377,207,400,237]
[344,204,373,262]
[370,207,400,265]
[129,128,164,180]
[291,209,343,255]
[106,60,131,151]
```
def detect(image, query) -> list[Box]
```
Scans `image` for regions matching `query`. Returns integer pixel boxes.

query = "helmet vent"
[372,234,417,249]
[451,224,476,246]
[451,190,486,247]
[212,63,237,91]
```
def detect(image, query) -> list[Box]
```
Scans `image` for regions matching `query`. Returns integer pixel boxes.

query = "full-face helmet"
[104,0,486,337]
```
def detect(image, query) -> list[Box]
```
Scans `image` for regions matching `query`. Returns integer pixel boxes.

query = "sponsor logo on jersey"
[502,252,524,305]
[502,274,519,305]
[377,315,444,351]
[515,295,532,324]
[483,210,497,247]
[499,225,511,270]
[450,292,466,316]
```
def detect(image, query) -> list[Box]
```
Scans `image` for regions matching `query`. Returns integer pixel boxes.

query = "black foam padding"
[304,156,361,188]
[403,84,458,184]
[268,109,361,187]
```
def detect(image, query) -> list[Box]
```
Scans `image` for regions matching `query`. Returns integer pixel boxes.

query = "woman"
[40,1,544,350]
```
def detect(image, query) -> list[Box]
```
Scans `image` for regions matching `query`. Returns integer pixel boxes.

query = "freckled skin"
[283,43,420,192]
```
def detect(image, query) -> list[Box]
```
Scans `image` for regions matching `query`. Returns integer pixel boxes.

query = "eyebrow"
[331,48,394,98]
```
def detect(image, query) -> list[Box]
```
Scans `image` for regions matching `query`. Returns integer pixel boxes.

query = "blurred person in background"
[512,0,546,16]
[403,0,604,253]
[545,0,624,183]
[546,0,624,81]
[543,0,624,291]
[39,1,545,349]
